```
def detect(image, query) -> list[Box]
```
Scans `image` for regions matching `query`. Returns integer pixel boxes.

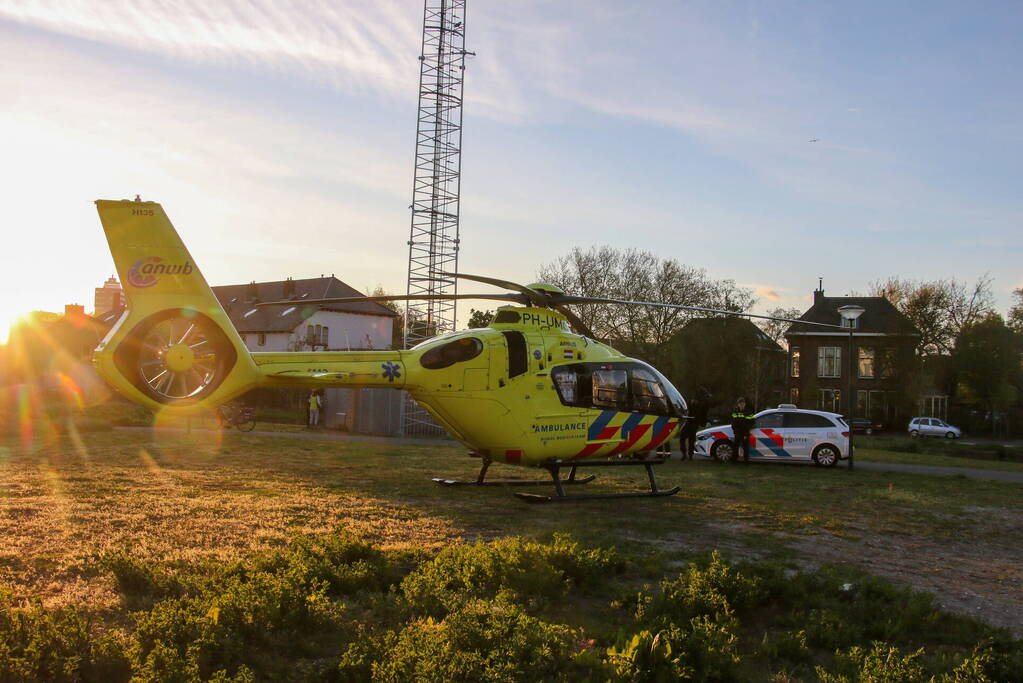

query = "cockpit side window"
[630,367,668,415]
[502,331,528,378]
[592,368,628,409]
[420,337,484,370]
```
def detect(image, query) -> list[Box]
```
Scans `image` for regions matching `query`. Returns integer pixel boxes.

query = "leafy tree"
[1008,287,1023,334]
[537,247,754,368]
[467,309,494,329]
[870,275,994,356]
[951,313,1022,435]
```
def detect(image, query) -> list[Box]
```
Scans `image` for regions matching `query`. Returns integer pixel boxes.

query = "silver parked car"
[907,417,961,439]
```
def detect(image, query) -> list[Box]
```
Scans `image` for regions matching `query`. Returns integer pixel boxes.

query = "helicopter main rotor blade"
[550,295,841,329]
[255,293,527,307]
[551,304,595,338]
[438,271,546,307]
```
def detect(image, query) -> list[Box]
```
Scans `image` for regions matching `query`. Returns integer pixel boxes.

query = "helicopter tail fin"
[92,199,261,412]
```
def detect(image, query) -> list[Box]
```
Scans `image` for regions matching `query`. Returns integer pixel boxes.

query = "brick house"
[785,287,920,423]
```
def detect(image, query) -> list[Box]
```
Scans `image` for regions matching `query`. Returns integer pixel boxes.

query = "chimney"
[65,304,86,318]
[813,278,824,306]
[246,281,259,302]
[283,277,295,299]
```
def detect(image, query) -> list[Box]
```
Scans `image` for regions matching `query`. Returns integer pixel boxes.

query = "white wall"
[297,310,393,351]
[240,332,290,352]
[239,311,393,352]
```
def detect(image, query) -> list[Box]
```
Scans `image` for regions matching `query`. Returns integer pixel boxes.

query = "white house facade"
[212,276,402,434]
[212,276,397,353]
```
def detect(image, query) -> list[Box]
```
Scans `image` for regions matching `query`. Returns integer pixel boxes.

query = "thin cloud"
[0,1,421,97]
[740,284,783,302]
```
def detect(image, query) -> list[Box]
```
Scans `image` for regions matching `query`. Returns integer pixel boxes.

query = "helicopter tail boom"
[92,199,261,413]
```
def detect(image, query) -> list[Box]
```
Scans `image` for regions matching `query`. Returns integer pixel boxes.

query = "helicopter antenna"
[402,0,471,436]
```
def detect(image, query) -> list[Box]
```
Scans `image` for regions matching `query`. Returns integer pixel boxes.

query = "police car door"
[751,412,786,459]
[781,412,813,459]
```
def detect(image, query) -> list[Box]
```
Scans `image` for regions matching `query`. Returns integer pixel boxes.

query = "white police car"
[694,404,849,467]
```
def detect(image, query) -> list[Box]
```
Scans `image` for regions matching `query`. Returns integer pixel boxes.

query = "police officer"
[679,387,710,460]
[730,396,755,464]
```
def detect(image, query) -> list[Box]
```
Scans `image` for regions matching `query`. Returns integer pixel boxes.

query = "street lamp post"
[838,305,865,470]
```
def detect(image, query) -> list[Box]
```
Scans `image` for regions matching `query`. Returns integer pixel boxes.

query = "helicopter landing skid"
[514,458,680,504]
[432,459,596,488]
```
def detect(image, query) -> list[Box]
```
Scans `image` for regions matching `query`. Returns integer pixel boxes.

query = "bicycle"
[217,404,257,432]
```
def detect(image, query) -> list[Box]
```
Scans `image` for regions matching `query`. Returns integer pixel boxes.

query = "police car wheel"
[812,444,839,468]
[710,440,734,462]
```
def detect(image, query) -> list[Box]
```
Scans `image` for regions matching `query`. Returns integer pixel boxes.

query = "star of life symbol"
[381,361,401,382]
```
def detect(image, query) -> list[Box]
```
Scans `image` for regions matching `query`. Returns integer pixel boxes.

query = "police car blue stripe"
[756,437,791,457]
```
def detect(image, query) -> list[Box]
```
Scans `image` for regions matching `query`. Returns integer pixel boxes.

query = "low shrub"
[605,617,741,682]
[635,551,765,627]
[371,599,580,682]
[0,590,129,682]
[767,566,943,649]
[400,533,620,617]
[249,528,399,596]
[100,553,185,606]
[816,641,927,682]
[128,569,345,680]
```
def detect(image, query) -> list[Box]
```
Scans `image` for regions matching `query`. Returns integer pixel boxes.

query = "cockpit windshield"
[550,361,687,417]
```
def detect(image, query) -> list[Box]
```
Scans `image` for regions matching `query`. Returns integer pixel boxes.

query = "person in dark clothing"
[679,387,710,460]
[730,396,756,463]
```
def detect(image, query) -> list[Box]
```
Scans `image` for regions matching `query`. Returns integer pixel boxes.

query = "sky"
[1,0,1021,342]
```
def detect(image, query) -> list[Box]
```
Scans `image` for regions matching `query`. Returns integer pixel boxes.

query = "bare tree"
[756,307,803,349]
[537,246,755,366]
[869,275,994,355]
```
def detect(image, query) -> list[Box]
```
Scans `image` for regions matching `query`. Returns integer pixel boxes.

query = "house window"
[857,390,868,415]
[790,346,800,378]
[858,347,875,378]
[321,326,329,347]
[790,387,800,406]
[880,348,896,378]
[258,333,266,346]
[819,388,841,412]
[817,346,841,378]
[869,390,887,419]
[841,317,858,329]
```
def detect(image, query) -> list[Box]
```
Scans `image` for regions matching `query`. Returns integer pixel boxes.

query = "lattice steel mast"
[404,0,469,347]
[402,0,470,436]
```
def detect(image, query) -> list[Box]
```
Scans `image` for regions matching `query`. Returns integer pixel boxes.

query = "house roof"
[213,277,398,334]
[785,293,919,337]
[674,317,785,352]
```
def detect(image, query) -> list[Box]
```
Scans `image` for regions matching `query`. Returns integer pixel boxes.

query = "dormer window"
[840,316,858,329]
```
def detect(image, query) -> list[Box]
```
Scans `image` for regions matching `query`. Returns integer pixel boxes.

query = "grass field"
[1,428,1021,680]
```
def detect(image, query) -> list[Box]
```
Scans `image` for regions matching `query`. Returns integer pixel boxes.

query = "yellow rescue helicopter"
[92,199,778,502]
